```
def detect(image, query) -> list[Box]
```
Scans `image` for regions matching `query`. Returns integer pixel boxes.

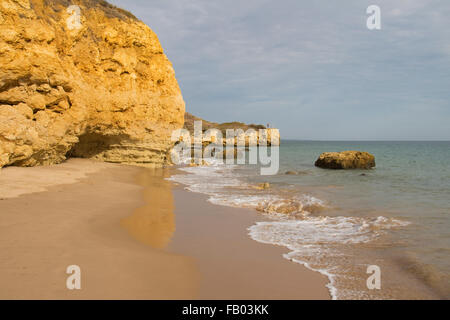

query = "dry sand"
[0,159,198,299]
[0,159,330,299]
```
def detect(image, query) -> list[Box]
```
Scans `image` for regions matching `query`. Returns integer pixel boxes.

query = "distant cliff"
[0,0,185,168]
[183,112,266,135]
[183,112,279,147]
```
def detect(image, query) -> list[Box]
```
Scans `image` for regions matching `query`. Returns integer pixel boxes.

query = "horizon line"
[280,139,450,142]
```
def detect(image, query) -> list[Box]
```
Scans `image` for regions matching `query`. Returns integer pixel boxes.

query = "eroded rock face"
[183,112,280,146]
[314,151,375,169]
[0,0,185,168]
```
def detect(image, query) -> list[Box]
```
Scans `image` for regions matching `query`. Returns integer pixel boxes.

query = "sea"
[168,140,450,300]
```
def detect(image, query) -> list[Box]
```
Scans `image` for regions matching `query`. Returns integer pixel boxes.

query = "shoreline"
[167,158,449,300]
[0,159,329,299]
[168,172,330,299]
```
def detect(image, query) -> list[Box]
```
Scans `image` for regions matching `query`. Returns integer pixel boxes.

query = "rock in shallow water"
[314,151,375,169]
[255,182,270,190]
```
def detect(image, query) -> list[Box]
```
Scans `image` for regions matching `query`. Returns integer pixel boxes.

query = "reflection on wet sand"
[121,168,175,249]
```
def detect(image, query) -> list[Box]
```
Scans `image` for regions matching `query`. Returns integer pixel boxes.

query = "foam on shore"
[168,159,413,299]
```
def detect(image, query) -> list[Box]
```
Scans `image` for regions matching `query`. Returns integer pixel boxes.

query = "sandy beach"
[1,0,448,304]
[0,159,329,299]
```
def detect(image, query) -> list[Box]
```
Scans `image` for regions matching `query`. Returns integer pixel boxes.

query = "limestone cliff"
[0,0,185,168]
[183,112,280,146]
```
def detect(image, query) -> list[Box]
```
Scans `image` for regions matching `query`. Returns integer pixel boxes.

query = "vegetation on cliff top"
[183,112,266,136]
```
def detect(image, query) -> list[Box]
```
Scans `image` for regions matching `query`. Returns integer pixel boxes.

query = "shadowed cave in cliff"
[66,132,128,160]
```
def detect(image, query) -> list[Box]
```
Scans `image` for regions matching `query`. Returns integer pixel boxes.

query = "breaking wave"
[168,160,412,299]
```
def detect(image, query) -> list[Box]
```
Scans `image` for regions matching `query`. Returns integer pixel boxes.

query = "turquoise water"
[246,140,450,298]
[171,140,450,299]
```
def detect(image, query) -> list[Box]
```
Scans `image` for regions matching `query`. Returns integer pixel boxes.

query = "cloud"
[108,0,450,140]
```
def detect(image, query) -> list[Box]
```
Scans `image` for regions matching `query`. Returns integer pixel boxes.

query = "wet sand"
[169,181,330,299]
[0,160,198,299]
[0,159,329,299]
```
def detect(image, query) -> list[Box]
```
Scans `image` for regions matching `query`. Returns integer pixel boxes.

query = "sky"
[108,0,450,140]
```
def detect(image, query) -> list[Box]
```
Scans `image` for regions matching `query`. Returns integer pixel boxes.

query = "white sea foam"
[248,216,411,299]
[169,162,243,198]
[168,161,411,300]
